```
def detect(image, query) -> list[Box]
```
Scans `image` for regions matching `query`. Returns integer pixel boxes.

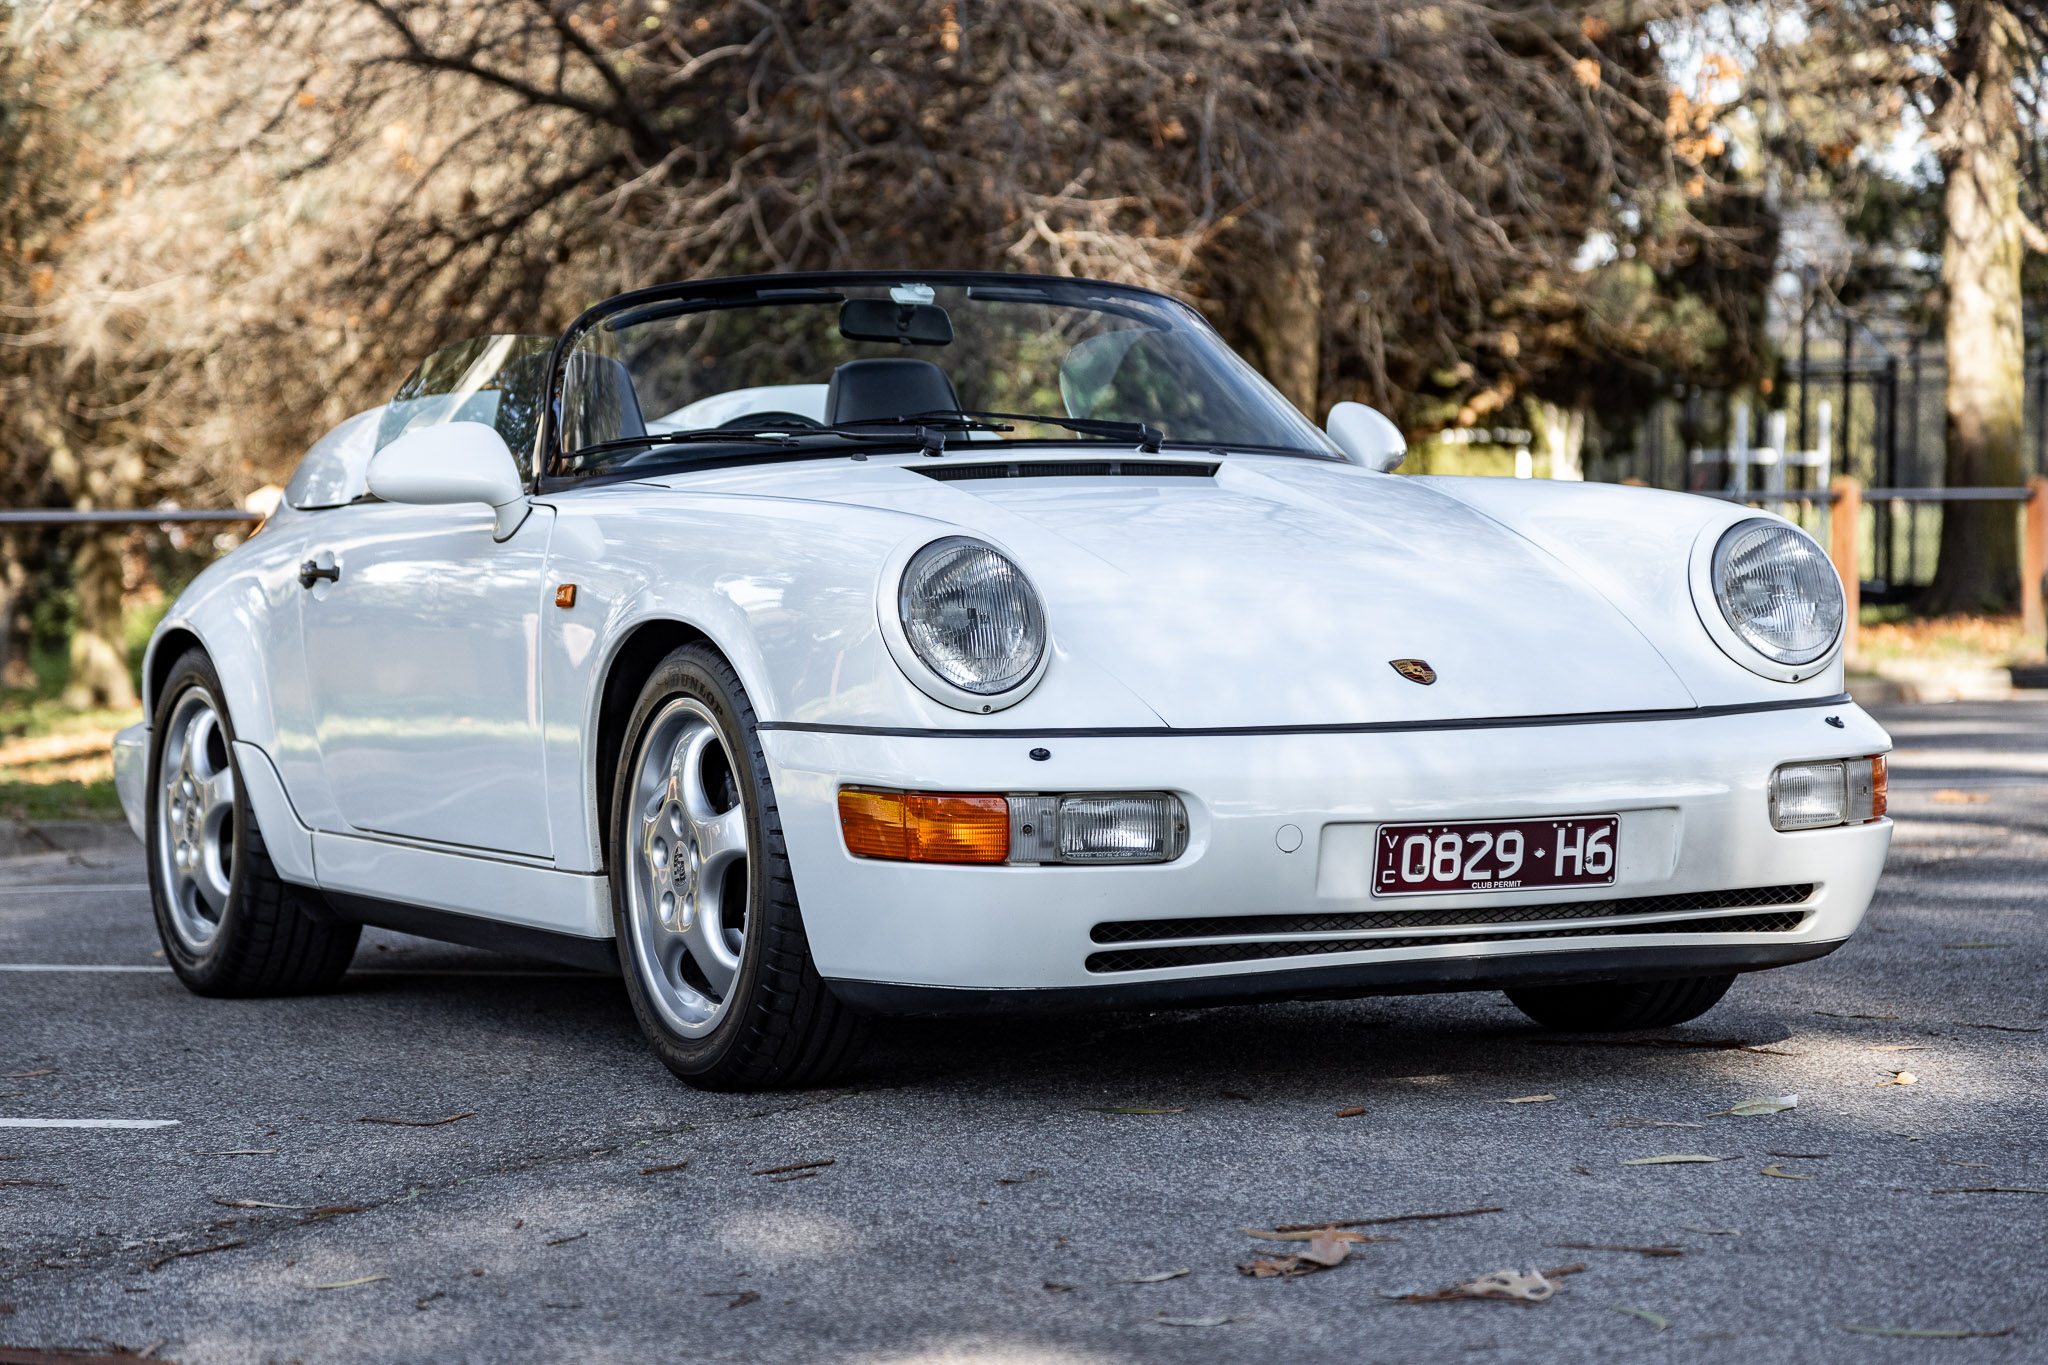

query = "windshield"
[550,275,1339,478]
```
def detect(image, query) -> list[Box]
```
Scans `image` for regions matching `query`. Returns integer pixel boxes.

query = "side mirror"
[366,421,529,539]
[1325,402,1407,472]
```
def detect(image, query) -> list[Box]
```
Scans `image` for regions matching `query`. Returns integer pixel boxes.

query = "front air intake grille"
[1090,885,1814,945]
[917,460,1217,482]
[1083,910,1811,974]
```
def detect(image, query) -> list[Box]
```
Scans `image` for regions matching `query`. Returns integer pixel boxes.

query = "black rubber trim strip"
[823,938,1847,1016]
[761,692,1855,741]
[313,887,621,975]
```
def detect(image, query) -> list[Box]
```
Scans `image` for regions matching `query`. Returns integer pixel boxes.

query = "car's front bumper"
[762,701,1891,1012]
[113,722,149,843]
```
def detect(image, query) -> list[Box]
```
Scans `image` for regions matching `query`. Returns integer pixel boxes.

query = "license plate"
[1372,814,1619,896]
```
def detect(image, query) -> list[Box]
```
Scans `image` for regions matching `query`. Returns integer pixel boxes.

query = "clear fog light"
[1770,757,1886,831]
[1056,795,1187,863]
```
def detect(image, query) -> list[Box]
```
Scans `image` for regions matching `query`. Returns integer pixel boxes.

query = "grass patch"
[0,778,124,822]
[1852,612,2039,669]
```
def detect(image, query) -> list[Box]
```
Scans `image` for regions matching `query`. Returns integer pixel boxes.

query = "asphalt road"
[1,700,2044,1364]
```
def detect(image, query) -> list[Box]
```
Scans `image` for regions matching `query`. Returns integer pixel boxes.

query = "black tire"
[1505,974,1737,1031]
[609,642,867,1090]
[147,648,359,996]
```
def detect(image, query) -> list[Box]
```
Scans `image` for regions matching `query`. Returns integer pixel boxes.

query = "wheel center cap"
[670,835,698,897]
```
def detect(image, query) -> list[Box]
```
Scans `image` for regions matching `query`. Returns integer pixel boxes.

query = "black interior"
[824,358,961,426]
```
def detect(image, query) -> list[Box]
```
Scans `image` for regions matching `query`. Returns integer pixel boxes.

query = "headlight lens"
[899,537,1047,695]
[1711,520,1844,665]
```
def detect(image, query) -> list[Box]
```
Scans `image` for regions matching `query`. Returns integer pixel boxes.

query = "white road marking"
[0,1118,179,1129]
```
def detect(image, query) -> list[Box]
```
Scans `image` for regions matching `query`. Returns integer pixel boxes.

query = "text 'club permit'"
[1373,815,1618,896]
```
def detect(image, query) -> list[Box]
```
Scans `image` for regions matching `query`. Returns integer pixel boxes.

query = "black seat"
[825,358,961,425]
[562,353,647,449]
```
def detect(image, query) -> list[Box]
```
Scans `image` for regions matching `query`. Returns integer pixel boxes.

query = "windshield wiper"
[834,409,1163,453]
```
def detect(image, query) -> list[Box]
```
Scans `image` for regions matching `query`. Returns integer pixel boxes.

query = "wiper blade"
[842,409,1163,452]
[572,429,803,459]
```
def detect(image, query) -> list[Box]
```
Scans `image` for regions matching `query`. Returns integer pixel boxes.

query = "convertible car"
[114,270,1891,1089]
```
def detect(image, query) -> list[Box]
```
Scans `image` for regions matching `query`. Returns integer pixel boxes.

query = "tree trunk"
[1239,216,1323,418]
[63,528,135,710]
[1927,2,2026,614]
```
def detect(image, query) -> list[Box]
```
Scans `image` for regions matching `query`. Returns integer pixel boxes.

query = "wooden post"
[1830,475,1861,661]
[2025,476,2048,645]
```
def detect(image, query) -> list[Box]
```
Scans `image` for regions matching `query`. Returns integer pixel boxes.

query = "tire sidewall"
[609,646,780,1080]
[146,649,253,988]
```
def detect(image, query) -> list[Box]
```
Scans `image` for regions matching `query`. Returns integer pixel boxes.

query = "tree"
[1750,1,2048,612]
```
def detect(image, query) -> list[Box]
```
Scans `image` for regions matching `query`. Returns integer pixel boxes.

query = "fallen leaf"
[751,1159,834,1176]
[1960,1022,2042,1033]
[1930,790,1989,804]
[212,1198,306,1210]
[726,1290,760,1308]
[1707,1094,1797,1117]
[1610,1304,1672,1332]
[1759,1165,1812,1180]
[1555,1242,1681,1258]
[1876,1071,1918,1087]
[1499,1094,1556,1104]
[544,1233,587,1246]
[1,1069,55,1079]
[305,1205,371,1220]
[1299,1232,1351,1268]
[1155,1314,1234,1327]
[994,1170,1046,1185]
[1086,1106,1185,1115]
[1269,1206,1504,1232]
[1621,1154,1729,1165]
[1334,1106,1367,1118]
[639,1162,689,1175]
[1842,1325,2013,1339]
[1767,1151,1829,1159]
[1241,1226,1385,1244]
[1610,1119,1704,1129]
[1237,1254,1331,1278]
[769,1171,817,1183]
[1944,942,2010,949]
[1867,1045,1928,1052]
[1930,1186,2048,1195]
[1123,1268,1191,1284]
[1043,1281,1075,1292]
[307,1274,390,1291]
[1394,1262,1585,1304]
[1815,1011,1898,1020]
[358,1112,474,1127]
[204,1149,278,1157]
[1679,1226,1740,1236]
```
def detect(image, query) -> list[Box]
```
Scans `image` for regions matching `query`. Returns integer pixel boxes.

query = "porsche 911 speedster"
[114,270,1891,1089]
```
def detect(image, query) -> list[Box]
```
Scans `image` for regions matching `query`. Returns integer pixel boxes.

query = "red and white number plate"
[1372,815,1618,896]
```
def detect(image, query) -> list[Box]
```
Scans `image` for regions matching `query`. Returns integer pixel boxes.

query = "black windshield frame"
[535,270,1336,490]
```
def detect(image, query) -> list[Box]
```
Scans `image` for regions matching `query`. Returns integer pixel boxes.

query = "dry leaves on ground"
[1122,1269,1191,1284]
[1555,1242,1681,1257]
[1499,1094,1556,1104]
[1334,1106,1367,1118]
[1707,1095,1796,1117]
[1759,1165,1813,1180]
[1391,1262,1586,1304]
[1610,1305,1672,1331]
[1876,1071,1918,1087]
[357,1112,474,1127]
[1842,1325,2014,1339]
[1621,1154,1730,1165]
[1086,1106,1186,1115]
[1237,1229,1362,1277]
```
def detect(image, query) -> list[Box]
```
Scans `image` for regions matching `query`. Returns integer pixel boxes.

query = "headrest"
[825,358,961,426]
[563,352,646,449]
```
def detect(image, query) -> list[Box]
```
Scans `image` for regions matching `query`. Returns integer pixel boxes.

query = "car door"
[295,498,556,857]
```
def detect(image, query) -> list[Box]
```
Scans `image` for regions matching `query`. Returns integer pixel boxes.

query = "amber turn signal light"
[838,789,1010,863]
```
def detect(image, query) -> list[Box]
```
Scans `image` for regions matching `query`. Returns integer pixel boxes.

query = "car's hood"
[740,455,1699,728]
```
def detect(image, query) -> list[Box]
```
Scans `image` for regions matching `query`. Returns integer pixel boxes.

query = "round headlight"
[899,537,1047,695]
[1711,519,1844,665]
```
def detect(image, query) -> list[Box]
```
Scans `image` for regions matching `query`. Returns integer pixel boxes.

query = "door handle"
[298,559,340,590]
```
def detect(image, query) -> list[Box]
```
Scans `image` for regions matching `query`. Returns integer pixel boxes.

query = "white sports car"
[115,271,1891,1090]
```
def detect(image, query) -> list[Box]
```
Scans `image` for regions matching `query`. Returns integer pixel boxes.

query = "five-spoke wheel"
[622,697,751,1037]
[155,686,237,953]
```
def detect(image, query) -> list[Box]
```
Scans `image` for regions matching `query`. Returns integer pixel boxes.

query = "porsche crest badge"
[1390,658,1436,685]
